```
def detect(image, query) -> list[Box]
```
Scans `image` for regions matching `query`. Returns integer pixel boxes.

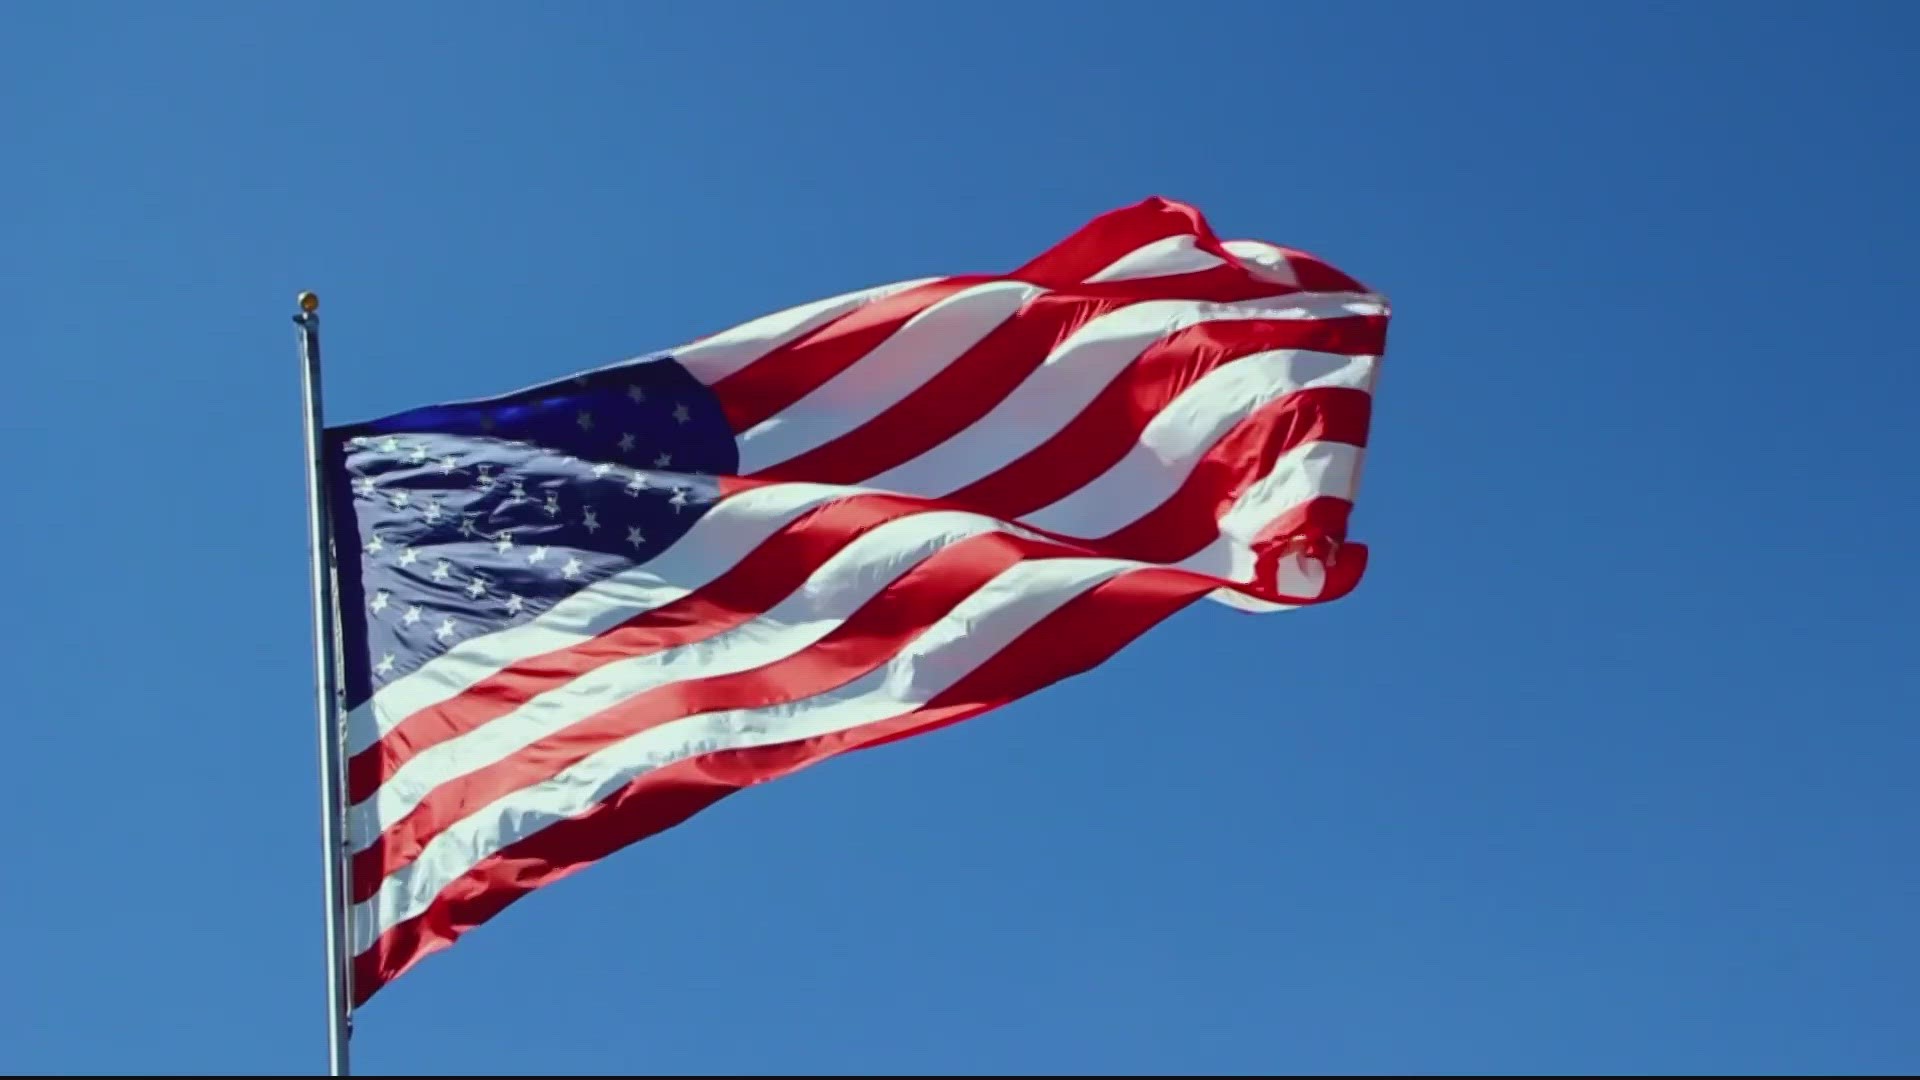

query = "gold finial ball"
[298,291,320,313]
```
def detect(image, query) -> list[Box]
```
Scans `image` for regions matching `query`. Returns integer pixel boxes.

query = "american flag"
[323,197,1391,1004]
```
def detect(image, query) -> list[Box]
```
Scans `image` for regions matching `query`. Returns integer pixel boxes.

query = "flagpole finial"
[299,291,320,314]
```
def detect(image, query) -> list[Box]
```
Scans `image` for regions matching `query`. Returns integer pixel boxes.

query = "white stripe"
[1201,555,1326,613]
[734,224,1310,477]
[1214,440,1362,551]
[671,277,940,385]
[1198,547,1338,612]
[735,281,1043,474]
[347,482,861,755]
[654,233,1311,390]
[353,556,1142,950]
[347,508,1050,848]
[1222,240,1300,287]
[1175,440,1361,585]
[1087,234,1227,282]
[1198,423,1367,614]
[1021,349,1376,539]
[856,293,1387,499]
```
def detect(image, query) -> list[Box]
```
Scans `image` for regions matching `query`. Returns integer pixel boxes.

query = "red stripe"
[1060,266,1315,305]
[711,276,988,432]
[1246,499,1367,592]
[728,231,1343,486]
[832,569,1229,757]
[352,755,738,1007]
[1087,389,1372,562]
[1009,195,1374,295]
[350,528,1097,901]
[745,282,1335,489]
[743,291,1129,485]
[347,491,966,804]
[940,317,1386,519]
[1014,196,1236,286]
[1276,246,1371,295]
[351,561,1225,1007]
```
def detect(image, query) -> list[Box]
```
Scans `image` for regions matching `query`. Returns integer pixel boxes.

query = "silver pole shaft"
[294,293,354,1077]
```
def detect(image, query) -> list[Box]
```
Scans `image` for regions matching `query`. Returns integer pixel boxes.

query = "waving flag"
[321,197,1391,1004]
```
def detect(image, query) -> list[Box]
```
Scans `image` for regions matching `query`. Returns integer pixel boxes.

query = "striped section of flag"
[322,196,1391,1004]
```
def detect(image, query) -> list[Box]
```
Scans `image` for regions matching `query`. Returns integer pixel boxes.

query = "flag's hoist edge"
[318,197,1392,1006]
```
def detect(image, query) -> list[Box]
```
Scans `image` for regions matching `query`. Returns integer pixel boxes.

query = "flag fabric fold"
[320,197,1391,1004]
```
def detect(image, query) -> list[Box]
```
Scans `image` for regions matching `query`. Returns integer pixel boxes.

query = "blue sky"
[4,2,1916,1073]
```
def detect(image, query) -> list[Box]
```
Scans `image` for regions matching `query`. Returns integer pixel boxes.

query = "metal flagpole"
[293,291,355,1077]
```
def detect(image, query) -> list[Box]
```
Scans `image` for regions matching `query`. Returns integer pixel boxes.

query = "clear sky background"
[4,2,1916,1074]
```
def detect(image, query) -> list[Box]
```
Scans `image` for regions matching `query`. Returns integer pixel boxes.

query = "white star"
[627,526,645,549]
[436,617,456,642]
[494,531,514,554]
[366,535,385,555]
[528,545,549,564]
[582,508,600,533]
[465,576,487,599]
[376,653,396,676]
[475,467,495,492]
[627,385,646,403]
[380,436,400,453]
[626,472,646,497]
[369,590,390,613]
[439,455,459,475]
[505,594,525,615]
[673,402,691,424]
[423,499,443,523]
[543,493,561,518]
[403,605,423,626]
[618,432,636,453]
[577,410,595,431]
[591,462,613,478]
[561,556,583,579]
[653,452,673,468]
[431,560,452,583]
[354,476,377,498]
[669,487,690,512]
[509,479,526,502]
[388,489,409,509]
[399,547,420,567]
[458,514,478,538]
[408,444,428,465]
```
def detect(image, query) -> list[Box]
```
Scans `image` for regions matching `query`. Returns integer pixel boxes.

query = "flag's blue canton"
[323,355,738,711]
